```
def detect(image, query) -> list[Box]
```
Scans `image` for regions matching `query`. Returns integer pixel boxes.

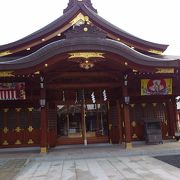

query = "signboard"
[0,83,26,100]
[141,79,172,96]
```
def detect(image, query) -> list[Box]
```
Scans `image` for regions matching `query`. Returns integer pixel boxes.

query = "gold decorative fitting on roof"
[132,134,138,139]
[156,68,174,74]
[15,108,21,112]
[28,107,34,112]
[148,49,163,55]
[34,71,40,75]
[28,126,34,132]
[133,69,138,73]
[3,140,9,146]
[41,147,48,153]
[3,127,9,134]
[163,102,166,106]
[4,108,9,112]
[70,13,90,25]
[83,27,88,32]
[15,140,21,145]
[28,139,34,144]
[15,127,21,133]
[0,71,14,77]
[69,52,105,59]
[152,103,157,107]
[0,50,12,57]
[131,121,136,127]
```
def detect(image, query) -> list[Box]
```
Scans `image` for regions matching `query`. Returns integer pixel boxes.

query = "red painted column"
[40,76,48,153]
[116,100,123,144]
[167,98,177,138]
[122,75,132,149]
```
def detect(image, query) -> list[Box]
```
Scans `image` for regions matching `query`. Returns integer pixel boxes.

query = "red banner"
[0,83,26,100]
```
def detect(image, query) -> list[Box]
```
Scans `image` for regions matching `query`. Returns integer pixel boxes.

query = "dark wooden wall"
[0,108,40,148]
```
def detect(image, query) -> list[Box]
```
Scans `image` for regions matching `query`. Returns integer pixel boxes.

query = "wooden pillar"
[122,75,132,149]
[81,90,87,146]
[81,103,87,146]
[40,76,48,153]
[167,99,177,137]
[116,100,122,143]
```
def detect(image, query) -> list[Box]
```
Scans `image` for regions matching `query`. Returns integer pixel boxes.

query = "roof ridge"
[63,0,97,14]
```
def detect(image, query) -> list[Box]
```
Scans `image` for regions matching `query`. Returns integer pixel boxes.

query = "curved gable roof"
[0,0,168,54]
[0,37,179,71]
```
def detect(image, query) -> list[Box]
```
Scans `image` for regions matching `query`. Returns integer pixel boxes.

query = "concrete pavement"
[0,141,180,179]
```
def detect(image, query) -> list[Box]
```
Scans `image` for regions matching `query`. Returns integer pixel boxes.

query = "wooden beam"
[47,82,121,89]
[46,71,121,82]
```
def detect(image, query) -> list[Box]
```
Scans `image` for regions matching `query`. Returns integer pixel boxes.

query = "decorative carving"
[148,49,163,55]
[28,139,34,144]
[156,68,174,74]
[65,23,107,39]
[28,107,33,112]
[0,71,14,77]
[0,50,12,57]
[3,140,9,145]
[28,126,34,132]
[3,127,9,134]
[130,104,135,108]
[15,127,21,133]
[68,52,105,70]
[70,13,90,25]
[141,103,146,108]
[15,140,21,145]
[69,52,105,59]
[131,121,136,127]
[132,133,138,139]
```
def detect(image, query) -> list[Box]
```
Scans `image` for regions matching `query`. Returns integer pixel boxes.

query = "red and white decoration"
[0,83,26,100]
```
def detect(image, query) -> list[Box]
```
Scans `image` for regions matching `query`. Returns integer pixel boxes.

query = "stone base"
[40,147,48,153]
[84,139,87,146]
[125,142,132,149]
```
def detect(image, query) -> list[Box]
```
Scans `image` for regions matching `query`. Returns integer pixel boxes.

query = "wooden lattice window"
[7,109,16,129]
[20,109,29,128]
[155,104,166,122]
[0,110,4,128]
[32,109,40,128]
[134,104,144,122]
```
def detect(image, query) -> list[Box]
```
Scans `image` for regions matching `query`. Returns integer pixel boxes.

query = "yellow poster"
[141,79,172,96]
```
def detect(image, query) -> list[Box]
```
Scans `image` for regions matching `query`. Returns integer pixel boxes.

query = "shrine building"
[0,0,180,153]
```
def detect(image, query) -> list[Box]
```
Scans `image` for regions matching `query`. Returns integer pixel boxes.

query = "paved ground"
[0,141,180,180]
[155,155,180,168]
